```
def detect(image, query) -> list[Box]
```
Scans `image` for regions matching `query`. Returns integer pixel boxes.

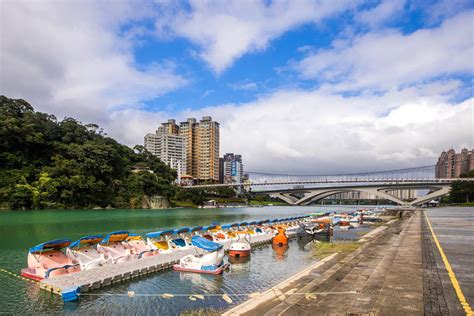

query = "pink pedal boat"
[21,239,80,281]
[122,234,158,259]
[97,231,133,264]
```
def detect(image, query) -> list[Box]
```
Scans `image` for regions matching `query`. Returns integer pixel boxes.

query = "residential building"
[435,148,474,178]
[179,116,220,182]
[222,153,243,184]
[144,120,187,178]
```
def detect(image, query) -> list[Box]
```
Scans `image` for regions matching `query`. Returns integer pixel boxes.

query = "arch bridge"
[258,182,452,206]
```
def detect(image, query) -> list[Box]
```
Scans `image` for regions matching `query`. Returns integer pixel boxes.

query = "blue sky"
[1,0,473,173]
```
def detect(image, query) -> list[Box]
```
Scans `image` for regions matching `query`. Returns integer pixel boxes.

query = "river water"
[0,205,383,314]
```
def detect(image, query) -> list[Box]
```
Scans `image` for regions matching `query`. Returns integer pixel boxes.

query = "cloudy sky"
[1,0,473,174]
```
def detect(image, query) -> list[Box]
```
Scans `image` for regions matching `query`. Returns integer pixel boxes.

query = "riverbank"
[224,211,420,315]
[224,207,474,315]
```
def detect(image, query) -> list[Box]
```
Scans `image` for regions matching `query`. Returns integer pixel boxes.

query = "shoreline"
[223,213,405,315]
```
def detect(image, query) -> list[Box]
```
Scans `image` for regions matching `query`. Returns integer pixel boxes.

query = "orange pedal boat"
[272,226,289,247]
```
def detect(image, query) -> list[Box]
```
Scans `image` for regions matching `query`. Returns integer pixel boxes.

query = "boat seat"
[99,242,131,263]
[227,232,237,238]
[153,241,169,250]
[67,246,104,270]
[215,233,226,240]
[172,238,187,248]
[202,234,214,241]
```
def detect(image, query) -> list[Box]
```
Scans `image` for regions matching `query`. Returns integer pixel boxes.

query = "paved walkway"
[425,207,474,315]
[227,212,424,316]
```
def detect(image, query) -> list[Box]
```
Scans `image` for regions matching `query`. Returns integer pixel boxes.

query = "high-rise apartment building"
[144,119,186,177]
[221,153,243,184]
[145,117,220,182]
[179,117,220,182]
[435,148,474,178]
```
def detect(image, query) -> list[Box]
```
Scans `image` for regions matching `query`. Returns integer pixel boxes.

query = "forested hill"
[0,96,177,210]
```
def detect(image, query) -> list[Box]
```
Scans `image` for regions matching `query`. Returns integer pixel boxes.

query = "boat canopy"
[257,219,270,225]
[29,239,71,253]
[248,221,257,225]
[173,227,190,235]
[125,233,143,241]
[101,231,129,244]
[146,229,174,238]
[202,225,217,231]
[69,235,103,249]
[270,219,280,223]
[190,226,203,232]
[221,223,239,229]
[239,222,248,227]
[191,236,223,252]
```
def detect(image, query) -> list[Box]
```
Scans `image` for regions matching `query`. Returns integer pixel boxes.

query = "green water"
[0,205,375,314]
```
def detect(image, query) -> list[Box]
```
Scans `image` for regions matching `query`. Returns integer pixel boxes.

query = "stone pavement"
[424,207,474,315]
[228,212,425,316]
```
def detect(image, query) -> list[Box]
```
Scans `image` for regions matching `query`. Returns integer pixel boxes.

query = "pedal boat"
[173,236,227,275]
[272,226,289,247]
[21,239,80,281]
[349,215,361,228]
[123,234,158,259]
[229,230,251,258]
[190,226,203,236]
[146,230,177,254]
[170,227,192,251]
[297,222,333,240]
[236,222,255,236]
[66,235,110,270]
[97,231,133,264]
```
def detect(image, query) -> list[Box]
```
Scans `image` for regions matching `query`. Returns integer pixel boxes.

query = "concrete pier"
[39,232,292,301]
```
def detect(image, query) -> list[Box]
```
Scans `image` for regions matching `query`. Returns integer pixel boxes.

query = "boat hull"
[20,268,44,281]
[228,249,250,257]
[173,264,228,275]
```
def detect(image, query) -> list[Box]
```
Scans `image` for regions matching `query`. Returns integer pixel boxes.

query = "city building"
[144,119,187,179]
[179,117,220,182]
[435,148,474,178]
[327,189,417,201]
[222,153,243,184]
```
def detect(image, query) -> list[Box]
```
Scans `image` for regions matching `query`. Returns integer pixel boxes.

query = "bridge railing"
[180,177,470,189]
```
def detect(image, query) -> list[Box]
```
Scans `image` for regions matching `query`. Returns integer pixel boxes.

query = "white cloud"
[356,0,406,27]
[155,0,358,73]
[183,83,473,174]
[296,11,474,91]
[0,0,185,129]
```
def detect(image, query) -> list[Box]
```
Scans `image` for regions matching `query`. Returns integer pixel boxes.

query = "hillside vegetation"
[0,96,177,210]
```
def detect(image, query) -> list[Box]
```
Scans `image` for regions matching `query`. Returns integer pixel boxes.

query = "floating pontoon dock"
[39,231,298,302]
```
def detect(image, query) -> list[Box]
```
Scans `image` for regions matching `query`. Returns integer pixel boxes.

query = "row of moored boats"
[21,215,310,279]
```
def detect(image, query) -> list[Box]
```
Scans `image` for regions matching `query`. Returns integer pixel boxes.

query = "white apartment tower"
[144,119,187,178]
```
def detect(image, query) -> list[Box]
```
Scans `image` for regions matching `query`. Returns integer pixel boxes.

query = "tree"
[449,180,474,203]
[0,96,177,209]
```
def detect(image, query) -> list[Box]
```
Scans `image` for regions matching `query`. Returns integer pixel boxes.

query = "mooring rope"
[0,268,38,284]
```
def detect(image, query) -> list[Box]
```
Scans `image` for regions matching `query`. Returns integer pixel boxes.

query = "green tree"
[449,180,474,203]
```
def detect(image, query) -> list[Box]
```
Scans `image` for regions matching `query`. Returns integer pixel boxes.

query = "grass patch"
[180,308,222,316]
[312,241,361,259]
[249,200,287,206]
[457,202,474,207]
[170,199,197,208]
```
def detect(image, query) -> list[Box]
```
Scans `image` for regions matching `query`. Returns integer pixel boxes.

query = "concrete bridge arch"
[265,184,451,206]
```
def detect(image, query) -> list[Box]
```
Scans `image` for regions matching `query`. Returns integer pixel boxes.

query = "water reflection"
[228,255,251,265]
[271,243,289,261]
